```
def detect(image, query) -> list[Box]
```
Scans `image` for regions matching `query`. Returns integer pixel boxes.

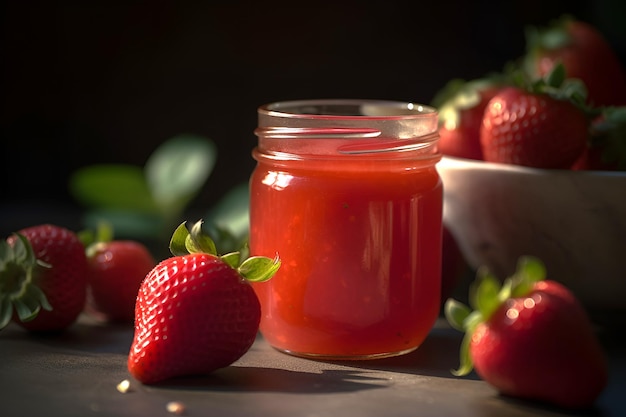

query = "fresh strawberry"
[81,223,156,323]
[445,257,608,410]
[0,224,88,332]
[572,107,626,171]
[128,220,280,384]
[524,15,626,107]
[432,78,505,160]
[480,64,591,168]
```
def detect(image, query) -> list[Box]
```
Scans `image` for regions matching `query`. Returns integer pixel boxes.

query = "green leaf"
[238,256,281,282]
[95,221,114,243]
[145,135,217,215]
[80,220,115,251]
[82,209,163,240]
[11,234,34,266]
[13,297,40,322]
[205,183,250,240]
[69,164,158,213]
[510,256,546,297]
[470,267,502,319]
[186,220,217,255]
[168,220,223,257]
[444,299,471,331]
[24,283,52,312]
[518,256,546,281]
[0,297,12,329]
[169,222,191,256]
[204,182,251,253]
[559,78,588,107]
[220,251,241,269]
[451,331,475,377]
[450,309,483,377]
[545,62,566,88]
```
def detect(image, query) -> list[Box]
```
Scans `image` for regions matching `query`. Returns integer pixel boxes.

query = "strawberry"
[0,224,88,332]
[524,15,626,107]
[445,257,608,410]
[480,64,591,168]
[572,107,626,171]
[81,223,156,323]
[127,220,280,384]
[432,78,505,160]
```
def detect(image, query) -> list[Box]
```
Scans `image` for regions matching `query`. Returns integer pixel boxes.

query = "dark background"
[2,0,625,235]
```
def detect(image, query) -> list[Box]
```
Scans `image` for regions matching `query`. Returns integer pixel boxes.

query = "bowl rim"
[438,155,626,178]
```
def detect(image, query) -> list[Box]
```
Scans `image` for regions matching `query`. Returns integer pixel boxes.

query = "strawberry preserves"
[249,99,442,359]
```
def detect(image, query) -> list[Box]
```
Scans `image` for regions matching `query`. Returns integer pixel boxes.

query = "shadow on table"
[0,317,134,355]
[153,365,390,394]
[323,323,481,381]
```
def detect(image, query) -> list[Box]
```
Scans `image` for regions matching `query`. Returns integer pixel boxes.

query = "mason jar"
[249,99,442,360]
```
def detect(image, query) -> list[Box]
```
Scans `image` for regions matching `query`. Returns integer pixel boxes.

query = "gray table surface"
[1,314,624,417]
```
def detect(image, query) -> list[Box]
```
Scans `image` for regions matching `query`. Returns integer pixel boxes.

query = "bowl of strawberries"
[438,156,626,313]
[433,16,626,315]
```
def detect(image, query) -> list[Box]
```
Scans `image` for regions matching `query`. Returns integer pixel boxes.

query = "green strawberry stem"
[444,256,547,376]
[79,220,115,258]
[523,15,575,65]
[526,15,573,49]
[0,234,53,329]
[169,220,280,283]
[512,62,592,113]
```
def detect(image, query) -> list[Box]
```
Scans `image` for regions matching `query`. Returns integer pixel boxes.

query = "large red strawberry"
[433,78,505,160]
[524,15,626,107]
[445,257,607,410]
[480,64,591,168]
[0,224,88,332]
[81,223,156,323]
[128,220,280,384]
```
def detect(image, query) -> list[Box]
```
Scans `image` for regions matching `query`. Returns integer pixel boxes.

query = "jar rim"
[259,99,437,120]
[255,99,440,157]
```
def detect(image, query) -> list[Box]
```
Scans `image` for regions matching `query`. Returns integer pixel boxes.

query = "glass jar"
[249,99,442,360]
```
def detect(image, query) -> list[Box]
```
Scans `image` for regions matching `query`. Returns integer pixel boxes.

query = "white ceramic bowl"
[437,155,626,314]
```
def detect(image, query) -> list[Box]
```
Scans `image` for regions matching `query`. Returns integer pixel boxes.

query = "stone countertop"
[1,315,624,417]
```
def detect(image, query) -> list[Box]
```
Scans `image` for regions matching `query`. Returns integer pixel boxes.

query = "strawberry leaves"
[69,135,217,250]
[444,256,546,376]
[170,220,217,257]
[237,256,282,283]
[511,61,590,111]
[0,233,53,330]
[169,220,280,283]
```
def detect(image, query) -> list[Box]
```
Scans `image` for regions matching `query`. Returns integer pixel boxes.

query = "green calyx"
[78,220,115,258]
[522,14,576,81]
[0,234,52,330]
[169,220,281,283]
[444,256,547,377]
[512,62,591,114]
[431,74,510,122]
[589,106,626,170]
[524,14,575,57]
